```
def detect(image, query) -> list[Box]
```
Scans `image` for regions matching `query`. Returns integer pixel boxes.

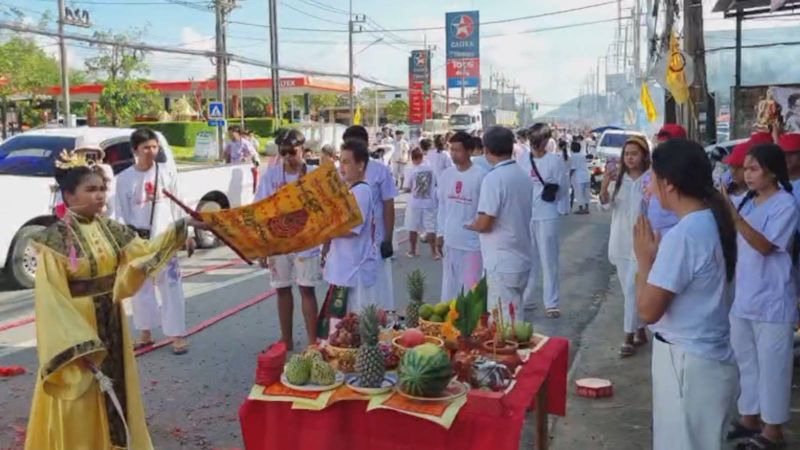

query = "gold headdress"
[55,149,96,170]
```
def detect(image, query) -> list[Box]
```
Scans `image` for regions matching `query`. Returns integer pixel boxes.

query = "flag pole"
[162,189,253,265]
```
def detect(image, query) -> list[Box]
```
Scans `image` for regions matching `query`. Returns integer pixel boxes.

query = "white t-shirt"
[365,160,398,244]
[437,164,487,252]
[423,150,453,179]
[517,150,567,221]
[403,164,437,210]
[477,159,533,274]
[607,173,647,263]
[225,140,256,163]
[392,139,410,164]
[115,163,183,235]
[733,191,799,323]
[324,182,378,287]
[570,150,591,184]
[647,209,733,362]
[255,163,319,258]
[471,155,492,172]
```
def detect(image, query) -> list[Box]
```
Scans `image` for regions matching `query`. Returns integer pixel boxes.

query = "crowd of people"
[21,115,800,450]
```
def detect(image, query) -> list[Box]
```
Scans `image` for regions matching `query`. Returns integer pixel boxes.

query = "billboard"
[408,51,432,124]
[445,11,480,90]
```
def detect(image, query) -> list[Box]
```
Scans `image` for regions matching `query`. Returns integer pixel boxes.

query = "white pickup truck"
[0,127,256,288]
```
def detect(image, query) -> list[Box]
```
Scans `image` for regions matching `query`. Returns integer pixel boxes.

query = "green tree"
[386,99,408,123]
[311,93,341,112]
[0,37,62,135]
[84,30,160,125]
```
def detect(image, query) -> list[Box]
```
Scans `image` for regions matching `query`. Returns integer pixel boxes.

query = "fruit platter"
[346,373,398,395]
[281,349,344,391]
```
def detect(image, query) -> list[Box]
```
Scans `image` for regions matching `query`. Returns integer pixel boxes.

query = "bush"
[132,121,212,147]
[133,118,284,147]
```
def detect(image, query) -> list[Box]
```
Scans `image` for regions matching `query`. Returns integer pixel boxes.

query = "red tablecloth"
[239,337,569,450]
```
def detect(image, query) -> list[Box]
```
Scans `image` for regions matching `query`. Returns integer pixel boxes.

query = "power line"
[234,1,618,34]
[296,0,349,16]
[30,0,207,4]
[705,40,800,52]
[483,17,623,38]
[279,1,347,26]
[0,20,405,89]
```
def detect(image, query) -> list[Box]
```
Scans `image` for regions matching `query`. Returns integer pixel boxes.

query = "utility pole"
[214,0,234,159]
[268,0,280,124]
[347,1,366,125]
[57,0,70,127]
[683,0,713,143]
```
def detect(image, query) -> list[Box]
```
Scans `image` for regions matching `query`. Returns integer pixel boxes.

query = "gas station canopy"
[712,0,800,17]
[46,76,350,102]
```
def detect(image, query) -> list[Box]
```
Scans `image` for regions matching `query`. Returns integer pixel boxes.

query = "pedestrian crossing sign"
[208,101,225,119]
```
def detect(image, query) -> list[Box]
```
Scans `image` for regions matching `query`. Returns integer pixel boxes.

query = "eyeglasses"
[279,146,299,156]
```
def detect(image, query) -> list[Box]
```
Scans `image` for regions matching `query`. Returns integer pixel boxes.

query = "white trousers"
[572,180,590,208]
[373,258,394,311]
[131,257,187,337]
[345,280,379,314]
[557,175,571,215]
[525,219,560,310]
[613,258,642,333]
[487,271,529,321]
[652,339,738,450]
[441,247,483,301]
[730,315,794,425]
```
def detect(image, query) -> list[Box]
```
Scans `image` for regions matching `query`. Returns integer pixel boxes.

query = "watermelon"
[398,343,453,397]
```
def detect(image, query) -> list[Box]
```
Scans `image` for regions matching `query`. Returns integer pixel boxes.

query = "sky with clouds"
[1,0,795,113]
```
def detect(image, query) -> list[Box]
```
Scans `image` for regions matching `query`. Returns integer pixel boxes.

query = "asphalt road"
[0,201,613,449]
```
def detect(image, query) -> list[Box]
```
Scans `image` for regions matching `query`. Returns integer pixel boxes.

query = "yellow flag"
[198,162,363,259]
[353,105,362,125]
[641,81,657,122]
[665,31,690,104]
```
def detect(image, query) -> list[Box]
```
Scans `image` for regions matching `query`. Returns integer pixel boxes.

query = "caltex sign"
[446,11,479,59]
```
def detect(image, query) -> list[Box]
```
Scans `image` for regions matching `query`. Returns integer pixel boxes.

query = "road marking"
[0,338,36,358]
[0,269,267,357]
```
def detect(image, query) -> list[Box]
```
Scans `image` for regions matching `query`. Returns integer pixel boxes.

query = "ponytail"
[736,190,757,213]
[704,187,738,281]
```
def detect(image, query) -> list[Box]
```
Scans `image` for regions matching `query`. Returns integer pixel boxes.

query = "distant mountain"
[705,25,800,100]
[538,25,800,124]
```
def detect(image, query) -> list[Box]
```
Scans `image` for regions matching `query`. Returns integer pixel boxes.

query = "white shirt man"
[437,133,487,301]
[254,129,320,349]
[391,132,410,186]
[324,140,379,314]
[365,154,399,310]
[517,130,569,317]
[115,129,189,353]
[517,125,568,316]
[224,129,257,164]
[467,127,533,321]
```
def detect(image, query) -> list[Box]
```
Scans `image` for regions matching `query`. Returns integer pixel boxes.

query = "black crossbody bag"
[529,152,559,203]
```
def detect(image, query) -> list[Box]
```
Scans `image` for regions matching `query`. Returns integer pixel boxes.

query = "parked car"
[0,127,256,288]
[595,129,650,161]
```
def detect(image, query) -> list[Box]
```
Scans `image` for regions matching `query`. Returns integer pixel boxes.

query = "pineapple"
[405,270,426,328]
[356,305,386,388]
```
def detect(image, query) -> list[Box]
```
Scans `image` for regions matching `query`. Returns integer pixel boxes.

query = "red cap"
[723,141,750,167]
[778,133,800,153]
[748,132,773,146]
[656,124,688,141]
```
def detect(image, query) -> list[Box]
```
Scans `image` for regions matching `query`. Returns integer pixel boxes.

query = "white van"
[596,129,650,161]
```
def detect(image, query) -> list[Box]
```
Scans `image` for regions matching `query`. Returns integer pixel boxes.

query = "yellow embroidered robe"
[24,214,188,450]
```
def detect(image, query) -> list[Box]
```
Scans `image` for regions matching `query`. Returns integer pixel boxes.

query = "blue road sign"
[208,101,225,119]
[207,119,226,127]
[447,77,480,88]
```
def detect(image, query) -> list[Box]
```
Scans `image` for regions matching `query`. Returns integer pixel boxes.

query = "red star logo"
[452,15,474,39]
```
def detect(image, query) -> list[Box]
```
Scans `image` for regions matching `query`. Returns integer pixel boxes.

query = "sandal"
[633,331,649,347]
[133,340,154,350]
[171,343,189,355]
[727,421,760,441]
[737,434,786,450]
[619,343,636,358]
[406,251,418,258]
[545,308,561,319]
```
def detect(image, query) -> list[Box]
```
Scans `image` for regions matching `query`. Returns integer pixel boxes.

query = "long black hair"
[737,143,793,213]
[55,165,107,196]
[651,139,737,281]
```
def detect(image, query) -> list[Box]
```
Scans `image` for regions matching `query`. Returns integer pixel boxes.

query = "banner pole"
[162,189,253,265]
